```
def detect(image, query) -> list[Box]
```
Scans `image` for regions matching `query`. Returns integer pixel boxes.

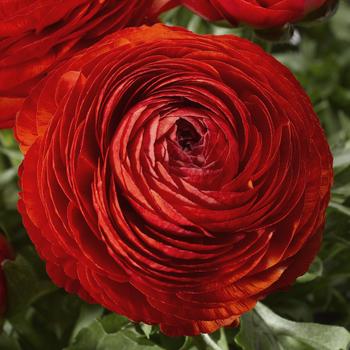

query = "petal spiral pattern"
[17,24,333,336]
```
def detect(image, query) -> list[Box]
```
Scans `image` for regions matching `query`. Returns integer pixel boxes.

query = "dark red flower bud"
[182,0,332,28]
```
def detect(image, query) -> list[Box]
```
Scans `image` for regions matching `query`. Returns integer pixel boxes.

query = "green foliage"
[0,130,23,238]
[1,2,350,350]
[235,303,350,350]
[65,315,166,350]
[1,248,85,350]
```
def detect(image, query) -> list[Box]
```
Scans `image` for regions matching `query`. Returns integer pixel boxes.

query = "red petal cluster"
[0,235,13,315]
[0,0,176,129]
[16,24,333,336]
[182,0,329,28]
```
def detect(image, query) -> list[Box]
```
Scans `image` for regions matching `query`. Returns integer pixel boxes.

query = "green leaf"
[207,328,229,350]
[0,333,22,350]
[100,330,165,350]
[3,250,57,317]
[66,315,165,350]
[66,320,105,350]
[329,201,350,217]
[0,168,17,187]
[216,328,229,350]
[99,314,130,334]
[152,332,187,350]
[178,337,193,350]
[0,147,23,165]
[1,249,81,350]
[333,147,350,168]
[70,304,104,342]
[297,256,323,283]
[235,303,350,350]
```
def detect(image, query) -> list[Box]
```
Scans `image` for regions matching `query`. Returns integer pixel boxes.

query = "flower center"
[176,118,201,152]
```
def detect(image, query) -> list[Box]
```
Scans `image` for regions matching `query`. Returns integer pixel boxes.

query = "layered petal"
[17,24,333,336]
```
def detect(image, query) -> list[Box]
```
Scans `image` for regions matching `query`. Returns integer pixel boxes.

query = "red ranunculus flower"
[0,0,176,129]
[182,0,330,28]
[16,24,333,336]
[0,234,13,315]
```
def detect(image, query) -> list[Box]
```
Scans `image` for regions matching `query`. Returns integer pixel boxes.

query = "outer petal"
[0,0,177,129]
